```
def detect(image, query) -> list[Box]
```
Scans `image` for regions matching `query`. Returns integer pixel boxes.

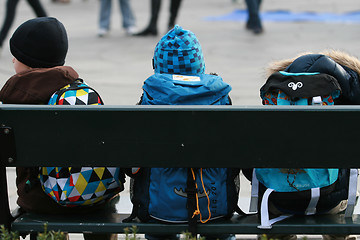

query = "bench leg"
[30,233,37,240]
[0,165,12,229]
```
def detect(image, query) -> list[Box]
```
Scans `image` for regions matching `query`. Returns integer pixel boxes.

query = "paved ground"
[1,0,360,239]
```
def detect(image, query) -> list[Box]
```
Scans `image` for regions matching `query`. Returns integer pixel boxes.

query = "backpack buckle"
[312,96,322,105]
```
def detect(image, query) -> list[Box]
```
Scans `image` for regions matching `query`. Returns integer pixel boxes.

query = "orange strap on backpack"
[190,168,211,223]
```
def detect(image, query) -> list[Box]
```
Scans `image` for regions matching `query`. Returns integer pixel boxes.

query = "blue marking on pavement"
[205,9,360,23]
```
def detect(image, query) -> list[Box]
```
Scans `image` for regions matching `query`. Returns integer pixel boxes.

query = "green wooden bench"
[1,105,360,238]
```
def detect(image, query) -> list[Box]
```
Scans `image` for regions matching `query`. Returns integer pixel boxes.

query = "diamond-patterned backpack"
[38,79,124,207]
[47,78,104,105]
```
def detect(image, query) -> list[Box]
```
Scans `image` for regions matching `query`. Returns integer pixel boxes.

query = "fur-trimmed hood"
[267,50,360,77]
[265,50,360,105]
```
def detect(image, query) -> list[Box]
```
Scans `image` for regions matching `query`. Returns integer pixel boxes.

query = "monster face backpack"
[39,79,124,207]
[126,73,241,234]
[250,71,359,229]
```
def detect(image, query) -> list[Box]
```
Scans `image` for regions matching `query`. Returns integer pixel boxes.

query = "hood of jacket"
[265,50,360,105]
[266,50,360,77]
[0,66,78,104]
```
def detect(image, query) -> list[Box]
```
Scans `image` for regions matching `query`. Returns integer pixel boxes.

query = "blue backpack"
[251,71,358,229]
[129,168,240,222]
[126,73,240,233]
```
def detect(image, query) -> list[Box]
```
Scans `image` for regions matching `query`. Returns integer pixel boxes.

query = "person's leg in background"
[168,0,182,30]
[0,0,19,49]
[244,0,263,34]
[98,0,112,37]
[0,0,48,49]
[27,0,47,17]
[118,0,136,35]
[135,0,161,36]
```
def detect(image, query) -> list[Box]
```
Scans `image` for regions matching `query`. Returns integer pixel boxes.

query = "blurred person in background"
[0,0,47,53]
[245,0,263,34]
[135,0,182,36]
[97,0,136,37]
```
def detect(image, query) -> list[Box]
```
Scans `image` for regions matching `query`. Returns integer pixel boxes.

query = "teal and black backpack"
[250,71,358,229]
[39,79,125,207]
[126,73,241,234]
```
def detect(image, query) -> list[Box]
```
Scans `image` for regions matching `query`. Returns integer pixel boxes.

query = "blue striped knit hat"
[153,25,205,75]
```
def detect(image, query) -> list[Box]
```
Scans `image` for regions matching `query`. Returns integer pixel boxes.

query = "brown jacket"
[0,66,78,104]
[0,66,91,214]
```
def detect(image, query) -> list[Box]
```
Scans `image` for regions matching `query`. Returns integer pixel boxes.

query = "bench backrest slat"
[1,105,360,168]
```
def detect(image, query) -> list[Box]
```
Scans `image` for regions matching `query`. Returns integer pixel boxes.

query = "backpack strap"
[258,188,293,229]
[258,188,274,229]
[249,169,259,213]
[256,173,321,229]
[345,169,358,217]
[186,168,198,236]
[305,188,320,215]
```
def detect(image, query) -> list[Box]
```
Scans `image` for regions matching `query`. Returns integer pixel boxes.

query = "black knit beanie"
[10,17,68,68]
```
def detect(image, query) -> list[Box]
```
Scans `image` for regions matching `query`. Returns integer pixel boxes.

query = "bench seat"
[11,213,360,235]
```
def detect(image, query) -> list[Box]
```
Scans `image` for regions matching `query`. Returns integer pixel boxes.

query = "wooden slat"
[11,213,360,235]
[1,105,360,168]
[4,105,360,235]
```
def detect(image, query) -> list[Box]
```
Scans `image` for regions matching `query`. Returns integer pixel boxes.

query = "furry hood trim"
[266,50,360,77]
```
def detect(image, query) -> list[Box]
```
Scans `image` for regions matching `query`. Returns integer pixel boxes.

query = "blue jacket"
[139,73,232,105]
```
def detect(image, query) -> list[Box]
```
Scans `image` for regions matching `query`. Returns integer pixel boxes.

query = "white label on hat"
[173,75,201,81]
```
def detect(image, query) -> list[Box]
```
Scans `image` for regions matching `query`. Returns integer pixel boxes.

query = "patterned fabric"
[39,167,123,207]
[48,80,103,105]
[39,80,124,207]
[153,25,205,75]
[263,90,335,106]
[260,71,341,105]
